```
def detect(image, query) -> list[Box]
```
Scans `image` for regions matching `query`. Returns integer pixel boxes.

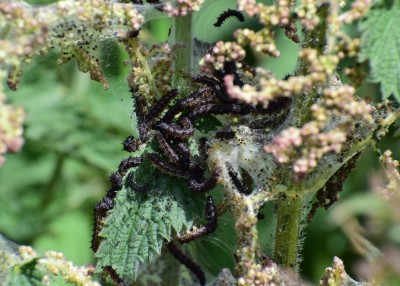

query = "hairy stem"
[273,196,303,271]
[273,6,330,267]
[235,197,259,277]
[172,13,193,89]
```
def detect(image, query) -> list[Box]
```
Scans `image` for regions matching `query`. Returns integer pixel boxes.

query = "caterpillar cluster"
[92,13,292,285]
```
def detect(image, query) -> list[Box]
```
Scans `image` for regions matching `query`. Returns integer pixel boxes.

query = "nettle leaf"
[359,1,400,100]
[4,260,44,286]
[95,161,201,282]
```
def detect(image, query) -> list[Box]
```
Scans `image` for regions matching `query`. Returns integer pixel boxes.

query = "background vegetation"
[1,0,400,284]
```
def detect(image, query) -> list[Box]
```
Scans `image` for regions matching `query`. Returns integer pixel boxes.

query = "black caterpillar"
[178,196,217,243]
[214,9,245,27]
[166,242,206,286]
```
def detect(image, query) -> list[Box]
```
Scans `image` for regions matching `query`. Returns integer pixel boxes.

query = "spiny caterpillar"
[214,9,245,27]
[166,242,206,286]
[178,196,218,243]
[122,135,139,153]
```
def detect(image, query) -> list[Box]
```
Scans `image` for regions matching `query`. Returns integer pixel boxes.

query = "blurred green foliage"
[1,47,133,267]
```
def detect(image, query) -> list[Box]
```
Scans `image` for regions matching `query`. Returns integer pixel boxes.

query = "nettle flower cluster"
[163,0,204,16]
[16,245,99,286]
[378,150,400,198]
[0,72,24,167]
[264,83,372,180]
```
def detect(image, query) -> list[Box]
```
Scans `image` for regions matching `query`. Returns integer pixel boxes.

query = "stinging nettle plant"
[1,0,400,285]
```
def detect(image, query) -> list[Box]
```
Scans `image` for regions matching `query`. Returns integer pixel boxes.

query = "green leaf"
[359,2,400,100]
[94,162,200,283]
[4,260,44,286]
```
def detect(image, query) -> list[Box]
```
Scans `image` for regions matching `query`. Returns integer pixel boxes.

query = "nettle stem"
[272,4,331,273]
[235,197,259,277]
[172,13,193,89]
[274,196,304,271]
